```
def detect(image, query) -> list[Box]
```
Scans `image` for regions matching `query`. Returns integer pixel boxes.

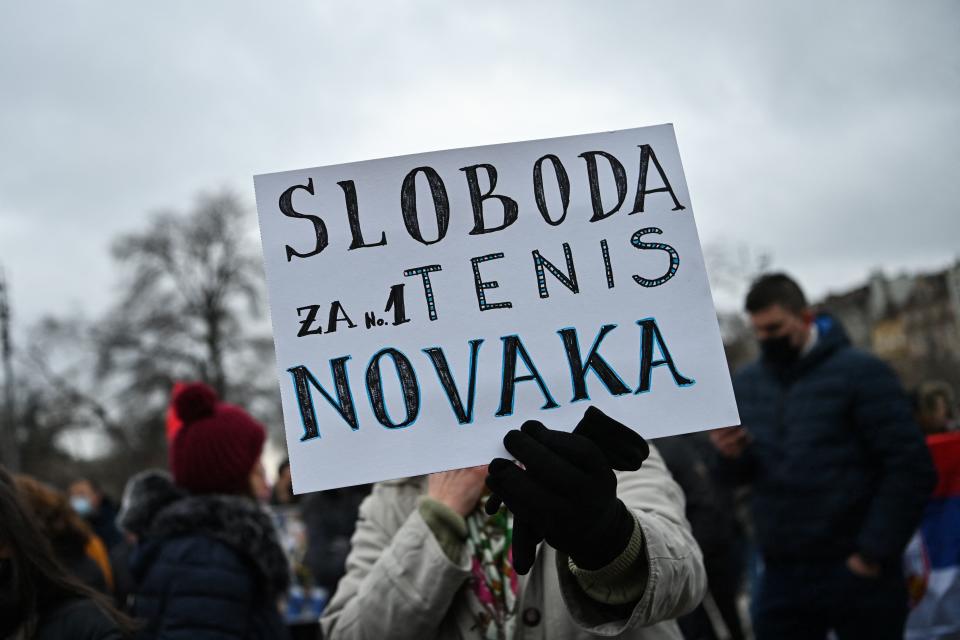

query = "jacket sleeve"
[851,356,937,563]
[713,373,761,486]
[556,444,707,633]
[320,485,472,640]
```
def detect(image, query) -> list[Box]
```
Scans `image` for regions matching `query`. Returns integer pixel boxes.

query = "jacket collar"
[125,472,289,595]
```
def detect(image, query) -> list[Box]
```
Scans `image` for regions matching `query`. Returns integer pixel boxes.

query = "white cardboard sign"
[254,124,739,493]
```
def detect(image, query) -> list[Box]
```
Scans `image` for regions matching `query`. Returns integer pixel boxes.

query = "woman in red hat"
[120,383,289,640]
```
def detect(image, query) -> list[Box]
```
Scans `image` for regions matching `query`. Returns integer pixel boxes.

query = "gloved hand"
[485,406,650,575]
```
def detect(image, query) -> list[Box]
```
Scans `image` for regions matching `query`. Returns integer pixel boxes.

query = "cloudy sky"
[1,0,958,325]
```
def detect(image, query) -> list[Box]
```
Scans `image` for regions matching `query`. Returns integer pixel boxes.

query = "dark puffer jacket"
[120,472,289,640]
[655,433,738,561]
[300,484,370,593]
[720,315,937,565]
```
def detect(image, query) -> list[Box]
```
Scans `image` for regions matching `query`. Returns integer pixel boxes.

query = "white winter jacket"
[321,444,705,639]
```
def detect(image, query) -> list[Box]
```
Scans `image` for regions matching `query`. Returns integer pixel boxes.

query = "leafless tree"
[702,242,773,370]
[703,241,773,310]
[17,190,282,491]
[104,190,264,396]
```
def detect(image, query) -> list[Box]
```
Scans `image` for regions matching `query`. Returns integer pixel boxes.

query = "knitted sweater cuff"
[418,497,468,563]
[568,512,647,605]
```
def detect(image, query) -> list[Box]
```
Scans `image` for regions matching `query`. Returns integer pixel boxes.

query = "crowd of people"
[1,272,958,639]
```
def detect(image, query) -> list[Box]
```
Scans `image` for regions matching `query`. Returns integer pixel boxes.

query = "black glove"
[485,406,650,575]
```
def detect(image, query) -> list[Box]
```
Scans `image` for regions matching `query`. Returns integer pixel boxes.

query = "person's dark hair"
[15,475,93,560]
[72,476,104,496]
[0,467,135,636]
[915,381,957,419]
[745,273,808,314]
[270,458,296,506]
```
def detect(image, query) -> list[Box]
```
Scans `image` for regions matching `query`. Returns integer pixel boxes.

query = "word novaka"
[287,318,693,440]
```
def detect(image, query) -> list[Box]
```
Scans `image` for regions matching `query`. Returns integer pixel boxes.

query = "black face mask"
[0,558,25,637]
[760,334,800,367]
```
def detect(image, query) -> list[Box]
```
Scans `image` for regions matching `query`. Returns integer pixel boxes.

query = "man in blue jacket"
[711,273,936,640]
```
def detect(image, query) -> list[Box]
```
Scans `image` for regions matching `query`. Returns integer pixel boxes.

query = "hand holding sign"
[426,465,488,517]
[485,407,649,574]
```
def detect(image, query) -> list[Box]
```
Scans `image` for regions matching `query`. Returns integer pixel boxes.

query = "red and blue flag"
[905,431,960,639]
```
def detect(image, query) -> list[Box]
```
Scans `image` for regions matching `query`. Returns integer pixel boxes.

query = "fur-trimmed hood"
[117,470,186,537]
[122,470,289,596]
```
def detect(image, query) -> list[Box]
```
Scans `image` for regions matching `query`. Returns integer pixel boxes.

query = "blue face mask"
[70,495,93,516]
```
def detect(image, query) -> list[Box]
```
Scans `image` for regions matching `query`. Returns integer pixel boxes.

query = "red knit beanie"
[169,382,266,495]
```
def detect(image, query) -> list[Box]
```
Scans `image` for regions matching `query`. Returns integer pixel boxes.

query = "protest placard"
[254,124,739,492]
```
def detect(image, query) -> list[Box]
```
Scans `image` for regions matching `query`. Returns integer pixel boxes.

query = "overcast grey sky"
[1,0,958,325]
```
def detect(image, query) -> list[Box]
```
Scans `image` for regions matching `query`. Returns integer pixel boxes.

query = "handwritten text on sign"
[254,125,739,492]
